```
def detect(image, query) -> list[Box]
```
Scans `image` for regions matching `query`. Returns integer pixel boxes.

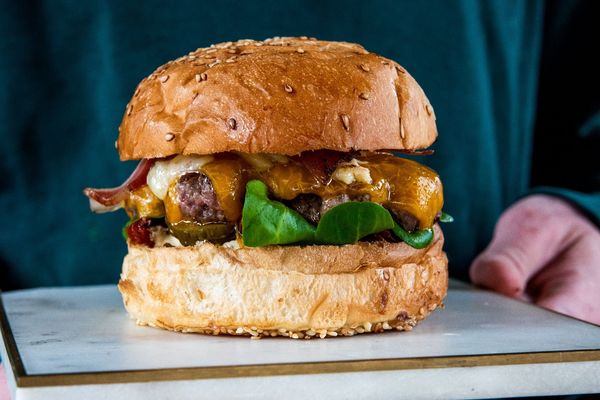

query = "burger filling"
[85,151,451,249]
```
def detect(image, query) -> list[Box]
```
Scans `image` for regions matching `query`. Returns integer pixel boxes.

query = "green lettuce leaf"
[122,219,135,241]
[241,180,442,249]
[439,211,454,223]
[315,202,395,244]
[391,224,434,249]
[242,180,316,246]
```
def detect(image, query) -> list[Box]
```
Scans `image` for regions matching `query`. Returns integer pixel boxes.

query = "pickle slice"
[169,221,235,246]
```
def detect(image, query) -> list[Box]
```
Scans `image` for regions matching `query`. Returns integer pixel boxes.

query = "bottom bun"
[119,224,448,339]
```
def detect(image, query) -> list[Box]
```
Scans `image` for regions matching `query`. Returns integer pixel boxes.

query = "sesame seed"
[396,65,406,74]
[381,60,390,66]
[300,36,308,40]
[205,48,217,54]
[383,271,390,281]
[360,64,370,72]
[228,118,237,130]
[164,133,174,141]
[114,140,118,149]
[358,92,369,100]
[127,104,133,116]
[226,49,237,54]
[225,57,236,63]
[297,48,305,53]
[161,320,428,339]
[284,84,294,93]
[340,113,350,131]
[425,103,433,115]
[195,74,201,82]
[400,120,406,139]
[208,60,221,68]
[160,75,169,83]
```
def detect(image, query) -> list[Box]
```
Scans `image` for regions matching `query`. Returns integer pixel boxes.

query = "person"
[0,0,598,392]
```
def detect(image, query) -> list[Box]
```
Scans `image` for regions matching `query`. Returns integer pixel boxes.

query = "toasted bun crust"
[117,37,437,160]
[118,225,447,338]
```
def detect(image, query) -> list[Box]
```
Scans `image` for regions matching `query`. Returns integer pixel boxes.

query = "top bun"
[117,37,437,160]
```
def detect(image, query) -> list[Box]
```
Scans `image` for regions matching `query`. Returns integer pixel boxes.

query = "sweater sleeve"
[529,0,600,228]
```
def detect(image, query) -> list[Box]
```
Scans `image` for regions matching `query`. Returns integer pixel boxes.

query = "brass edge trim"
[0,292,28,387]
[14,350,600,388]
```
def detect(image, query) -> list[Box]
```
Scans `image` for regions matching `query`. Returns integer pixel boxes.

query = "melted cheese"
[140,152,443,230]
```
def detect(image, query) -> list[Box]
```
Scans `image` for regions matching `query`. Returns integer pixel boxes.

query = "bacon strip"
[83,159,154,213]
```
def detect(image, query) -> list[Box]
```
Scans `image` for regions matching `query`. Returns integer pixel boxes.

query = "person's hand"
[0,364,9,400]
[470,195,600,324]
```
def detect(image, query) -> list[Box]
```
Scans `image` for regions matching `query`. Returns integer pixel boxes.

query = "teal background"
[0,0,598,289]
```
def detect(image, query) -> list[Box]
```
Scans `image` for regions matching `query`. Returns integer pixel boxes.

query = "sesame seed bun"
[118,225,447,337]
[117,37,437,160]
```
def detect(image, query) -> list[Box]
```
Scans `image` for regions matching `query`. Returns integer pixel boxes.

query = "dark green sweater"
[1,0,598,289]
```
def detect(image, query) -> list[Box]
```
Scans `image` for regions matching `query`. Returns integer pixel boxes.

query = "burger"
[84,37,451,339]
